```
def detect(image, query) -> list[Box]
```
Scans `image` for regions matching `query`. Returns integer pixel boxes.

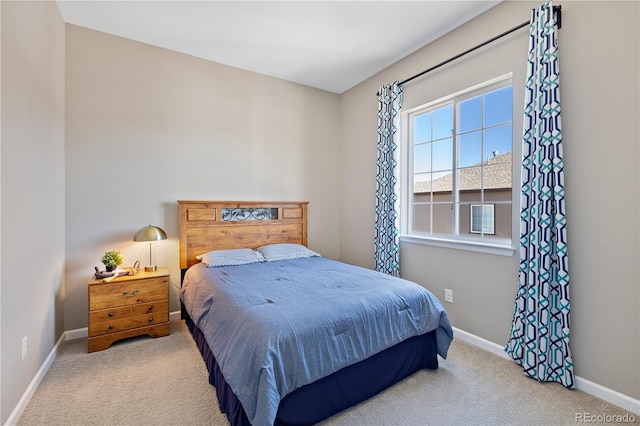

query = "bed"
[178,200,453,426]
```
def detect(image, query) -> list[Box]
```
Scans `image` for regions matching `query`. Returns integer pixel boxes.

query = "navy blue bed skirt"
[183,307,439,425]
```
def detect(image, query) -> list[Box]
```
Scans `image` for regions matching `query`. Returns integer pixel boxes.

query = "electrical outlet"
[444,288,453,303]
[22,336,28,360]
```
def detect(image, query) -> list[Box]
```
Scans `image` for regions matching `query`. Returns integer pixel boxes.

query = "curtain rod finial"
[553,5,562,29]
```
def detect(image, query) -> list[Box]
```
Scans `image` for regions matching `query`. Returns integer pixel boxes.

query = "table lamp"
[133,225,167,272]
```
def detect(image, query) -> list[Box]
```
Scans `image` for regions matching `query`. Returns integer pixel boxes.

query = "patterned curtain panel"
[375,82,402,276]
[505,1,574,388]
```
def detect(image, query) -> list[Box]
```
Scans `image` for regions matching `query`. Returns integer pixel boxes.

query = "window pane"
[459,190,481,204]
[494,203,512,239]
[471,205,482,233]
[413,143,431,173]
[433,104,453,140]
[485,188,512,202]
[483,124,512,162]
[458,204,471,235]
[413,112,432,143]
[432,138,453,172]
[470,205,495,234]
[432,203,452,235]
[413,173,432,198]
[459,131,482,168]
[431,170,452,202]
[484,86,512,127]
[483,205,495,234]
[458,166,481,193]
[412,203,430,234]
[459,96,482,132]
[483,164,512,191]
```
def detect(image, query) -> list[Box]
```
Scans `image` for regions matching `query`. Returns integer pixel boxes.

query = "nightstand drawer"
[131,300,168,316]
[131,311,169,328]
[89,318,131,337]
[89,277,169,310]
[89,306,131,323]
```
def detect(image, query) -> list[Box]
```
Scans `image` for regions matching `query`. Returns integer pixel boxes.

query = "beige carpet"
[17,320,637,426]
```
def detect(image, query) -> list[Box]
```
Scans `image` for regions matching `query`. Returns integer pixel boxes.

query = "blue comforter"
[181,257,453,426]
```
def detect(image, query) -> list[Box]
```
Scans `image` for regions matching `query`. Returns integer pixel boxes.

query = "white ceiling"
[56,1,500,94]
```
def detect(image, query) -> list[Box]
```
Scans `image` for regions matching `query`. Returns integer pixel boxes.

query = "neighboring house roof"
[414,152,512,193]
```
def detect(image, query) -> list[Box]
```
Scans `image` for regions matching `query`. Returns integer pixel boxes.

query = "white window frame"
[399,74,516,257]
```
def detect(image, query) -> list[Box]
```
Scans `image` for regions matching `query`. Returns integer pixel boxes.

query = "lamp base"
[144,266,157,272]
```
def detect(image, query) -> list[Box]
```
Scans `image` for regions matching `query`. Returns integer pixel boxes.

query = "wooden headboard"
[178,200,309,269]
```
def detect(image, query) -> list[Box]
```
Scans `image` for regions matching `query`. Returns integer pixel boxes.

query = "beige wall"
[340,1,639,400]
[2,0,639,420]
[64,25,342,331]
[0,1,66,422]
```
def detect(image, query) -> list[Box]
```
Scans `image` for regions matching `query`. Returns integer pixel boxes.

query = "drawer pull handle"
[147,306,153,311]
[123,289,140,297]
[108,325,114,330]
[148,317,154,322]
[108,312,114,317]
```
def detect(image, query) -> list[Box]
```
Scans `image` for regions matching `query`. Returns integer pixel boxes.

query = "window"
[402,76,514,252]
[470,204,494,234]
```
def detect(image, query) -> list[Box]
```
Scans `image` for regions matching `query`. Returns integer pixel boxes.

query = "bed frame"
[177,200,439,425]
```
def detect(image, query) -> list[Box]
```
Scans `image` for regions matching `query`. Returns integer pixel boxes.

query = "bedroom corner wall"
[0,1,66,423]
[340,1,639,401]
[64,25,341,331]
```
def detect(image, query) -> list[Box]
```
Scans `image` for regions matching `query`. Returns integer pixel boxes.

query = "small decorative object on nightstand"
[100,250,123,272]
[87,267,170,353]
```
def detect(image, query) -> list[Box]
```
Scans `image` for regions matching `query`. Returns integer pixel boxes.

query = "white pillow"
[256,244,320,262]
[196,248,265,267]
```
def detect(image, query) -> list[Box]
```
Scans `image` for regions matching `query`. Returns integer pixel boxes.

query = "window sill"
[400,234,516,257]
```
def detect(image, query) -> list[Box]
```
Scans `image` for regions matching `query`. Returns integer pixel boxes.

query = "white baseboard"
[452,327,512,360]
[452,326,640,415]
[4,330,66,426]
[64,327,87,340]
[4,311,183,425]
[574,376,640,416]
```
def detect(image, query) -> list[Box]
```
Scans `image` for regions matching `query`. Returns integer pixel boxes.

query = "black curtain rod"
[395,5,561,88]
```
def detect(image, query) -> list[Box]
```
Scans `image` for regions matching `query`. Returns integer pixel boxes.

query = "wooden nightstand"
[87,267,170,353]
